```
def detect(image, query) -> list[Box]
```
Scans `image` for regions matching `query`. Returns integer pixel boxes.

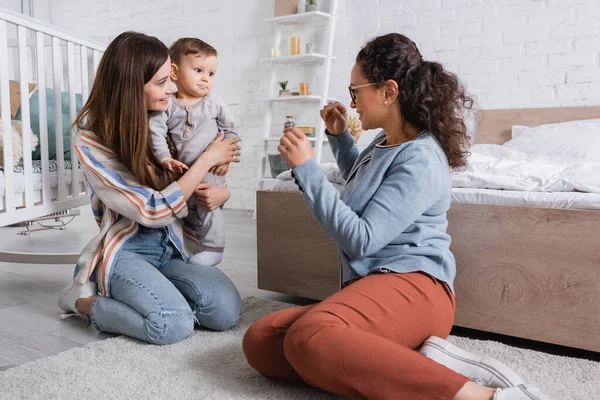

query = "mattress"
[271,145,600,211]
[0,160,84,196]
[271,179,600,211]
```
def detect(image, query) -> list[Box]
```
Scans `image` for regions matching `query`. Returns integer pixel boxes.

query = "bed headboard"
[476,106,600,144]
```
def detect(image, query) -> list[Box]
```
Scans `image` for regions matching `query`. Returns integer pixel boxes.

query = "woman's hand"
[194,183,230,211]
[203,132,241,167]
[320,102,348,135]
[278,128,315,168]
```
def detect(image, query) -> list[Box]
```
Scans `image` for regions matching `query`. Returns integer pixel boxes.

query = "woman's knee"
[242,318,272,372]
[144,309,195,345]
[283,310,344,368]
[195,282,242,331]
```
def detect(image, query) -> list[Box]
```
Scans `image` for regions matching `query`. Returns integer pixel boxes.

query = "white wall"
[45,0,600,210]
[1,0,51,21]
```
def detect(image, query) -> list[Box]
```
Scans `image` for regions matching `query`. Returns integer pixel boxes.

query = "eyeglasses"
[348,83,378,104]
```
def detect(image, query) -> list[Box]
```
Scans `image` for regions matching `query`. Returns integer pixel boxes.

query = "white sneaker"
[494,384,551,400]
[419,336,524,389]
[57,281,97,317]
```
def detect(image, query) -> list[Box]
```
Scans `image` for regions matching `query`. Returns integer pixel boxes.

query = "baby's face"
[174,54,218,98]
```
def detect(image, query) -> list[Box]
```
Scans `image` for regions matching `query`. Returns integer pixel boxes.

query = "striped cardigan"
[73,130,203,297]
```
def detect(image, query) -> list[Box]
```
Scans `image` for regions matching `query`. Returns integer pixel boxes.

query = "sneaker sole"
[423,336,525,388]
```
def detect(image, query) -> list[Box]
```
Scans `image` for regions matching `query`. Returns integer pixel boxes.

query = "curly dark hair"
[356,33,473,169]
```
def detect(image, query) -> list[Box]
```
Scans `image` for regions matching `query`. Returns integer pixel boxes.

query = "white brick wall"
[2,0,51,21]
[45,0,600,210]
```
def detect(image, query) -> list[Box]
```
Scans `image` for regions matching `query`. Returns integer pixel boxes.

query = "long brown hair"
[356,33,473,170]
[74,31,173,190]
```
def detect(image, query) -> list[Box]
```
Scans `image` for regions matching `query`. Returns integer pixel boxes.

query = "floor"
[0,207,312,371]
[1,207,598,372]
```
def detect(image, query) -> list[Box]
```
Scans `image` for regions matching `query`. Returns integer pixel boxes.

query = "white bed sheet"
[452,144,600,193]
[271,180,600,211]
[451,188,600,210]
[0,168,82,196]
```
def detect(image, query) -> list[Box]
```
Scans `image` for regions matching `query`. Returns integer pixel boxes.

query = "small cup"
[271,48,281,57]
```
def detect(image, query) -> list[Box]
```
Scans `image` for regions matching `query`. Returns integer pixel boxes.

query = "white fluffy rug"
[1,297,599,399]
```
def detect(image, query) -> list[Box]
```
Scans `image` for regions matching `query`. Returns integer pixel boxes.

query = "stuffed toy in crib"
[0,119,39,167]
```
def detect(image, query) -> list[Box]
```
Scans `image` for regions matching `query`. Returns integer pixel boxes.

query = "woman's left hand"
[278,128,315,168]
[194,183,231,211]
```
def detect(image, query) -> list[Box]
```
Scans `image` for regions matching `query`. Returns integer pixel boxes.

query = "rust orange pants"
[243,272,469,400]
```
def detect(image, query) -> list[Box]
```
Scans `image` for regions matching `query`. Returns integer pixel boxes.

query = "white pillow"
[276,162,345,184]
[505,119,600,161]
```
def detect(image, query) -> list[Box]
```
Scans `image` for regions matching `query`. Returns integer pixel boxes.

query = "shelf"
[258,1,339,191]
[259,95,336,102]
[260,53,334,65]
[264,11,331,25]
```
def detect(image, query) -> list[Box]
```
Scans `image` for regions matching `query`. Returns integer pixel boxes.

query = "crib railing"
[0,7,105,227]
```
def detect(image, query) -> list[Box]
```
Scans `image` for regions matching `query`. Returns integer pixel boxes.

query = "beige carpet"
[1,297,598,399]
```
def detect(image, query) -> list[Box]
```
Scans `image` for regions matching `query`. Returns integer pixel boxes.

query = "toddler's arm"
[216,97,240,140]
[211,97,239,177]
[149,110,173,164]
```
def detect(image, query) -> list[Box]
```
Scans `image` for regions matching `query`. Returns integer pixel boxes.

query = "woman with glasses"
[243,33,548,400]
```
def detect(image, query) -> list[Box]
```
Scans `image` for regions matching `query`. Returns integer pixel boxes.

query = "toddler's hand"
[161,158,189,174]
[211,163,230,176]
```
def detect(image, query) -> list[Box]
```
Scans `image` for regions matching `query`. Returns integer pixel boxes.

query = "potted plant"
[278,80,291,96]
[305,0,317,12]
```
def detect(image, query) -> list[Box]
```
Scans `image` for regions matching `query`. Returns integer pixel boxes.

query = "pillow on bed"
[505,119,600,161]
[276,162,344,184]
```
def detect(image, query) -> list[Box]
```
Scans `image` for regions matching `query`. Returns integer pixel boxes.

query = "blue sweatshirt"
[292,129,456,292]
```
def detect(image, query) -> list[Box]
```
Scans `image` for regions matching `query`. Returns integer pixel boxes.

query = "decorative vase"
[305,3,317,12]
[284,115,297,128]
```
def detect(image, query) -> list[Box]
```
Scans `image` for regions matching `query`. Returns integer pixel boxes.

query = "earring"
[384,100,388,104]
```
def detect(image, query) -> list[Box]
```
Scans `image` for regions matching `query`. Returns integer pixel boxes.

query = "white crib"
[0,8,105,262]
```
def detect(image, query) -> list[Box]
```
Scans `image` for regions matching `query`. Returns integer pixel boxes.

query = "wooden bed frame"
[256,106,600,353]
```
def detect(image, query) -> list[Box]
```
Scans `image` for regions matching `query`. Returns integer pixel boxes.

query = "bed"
[0,7,104,262]
[256,106,600,352]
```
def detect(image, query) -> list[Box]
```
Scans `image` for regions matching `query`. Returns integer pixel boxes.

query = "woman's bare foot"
[453,381,495,400]
[58,281,97,316]
[75,295,98,316]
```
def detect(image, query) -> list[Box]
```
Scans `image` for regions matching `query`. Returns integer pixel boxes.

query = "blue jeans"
[90,225,242,345]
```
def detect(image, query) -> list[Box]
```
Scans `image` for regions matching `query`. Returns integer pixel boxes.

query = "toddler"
[150,38,239,266]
